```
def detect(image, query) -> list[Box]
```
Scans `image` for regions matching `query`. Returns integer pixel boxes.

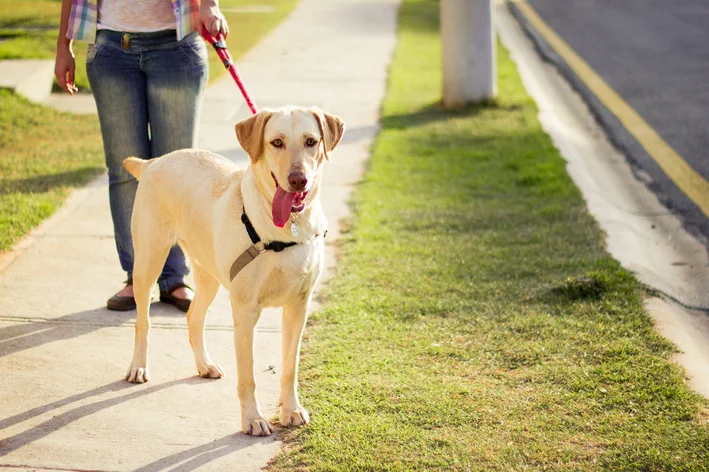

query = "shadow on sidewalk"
[134,434,276,472]
[0,376,273,469]
[0,308,134,359]
[0,303,185,359]
[0,377,203,457]
[0,376,270,469]
[0,380,134,432]
[340,124,379,145]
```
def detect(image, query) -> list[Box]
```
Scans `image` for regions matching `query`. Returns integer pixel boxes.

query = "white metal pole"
[441,0,497,107]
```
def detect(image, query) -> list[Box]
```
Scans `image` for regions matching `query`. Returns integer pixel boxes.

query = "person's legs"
[142,31,209,292]
[87,31,149,285]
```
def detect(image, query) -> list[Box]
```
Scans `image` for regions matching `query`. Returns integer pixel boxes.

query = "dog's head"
[235,106,345,228]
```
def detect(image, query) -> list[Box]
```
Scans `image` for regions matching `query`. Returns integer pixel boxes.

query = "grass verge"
[0,0,297,252]
[268,0,709,469]
[0,0,297,91]
[0,89,104,250]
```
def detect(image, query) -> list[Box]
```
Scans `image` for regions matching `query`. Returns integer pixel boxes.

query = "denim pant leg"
[86,39,149,280]
[144,32,209,291]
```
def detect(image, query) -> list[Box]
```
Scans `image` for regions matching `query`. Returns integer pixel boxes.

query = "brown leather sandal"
[159,282,194,313]
[107,279,136,311]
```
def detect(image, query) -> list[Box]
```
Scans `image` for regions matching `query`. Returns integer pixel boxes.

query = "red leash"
[200,27,258,115]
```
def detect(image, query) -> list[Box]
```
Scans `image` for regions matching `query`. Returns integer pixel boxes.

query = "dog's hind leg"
[279,296,310,427]
[231,301,273,436]
[126,231,171,384]
[187,261,223,379]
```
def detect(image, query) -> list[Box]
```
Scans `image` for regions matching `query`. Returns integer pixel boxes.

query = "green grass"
[268,0,709,470]
[0,1,297,252]
[0,0,89,90]
[0,0,297,91]
[0,89,104,250]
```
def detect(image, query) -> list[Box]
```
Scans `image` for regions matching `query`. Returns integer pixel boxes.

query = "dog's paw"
[126,365,150,383]
[280,405,310,427]
[197,362,225,379]
[243,416,274,436]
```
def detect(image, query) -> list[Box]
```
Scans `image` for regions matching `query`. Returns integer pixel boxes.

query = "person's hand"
[54,40,78,95]
[199,0,229,38]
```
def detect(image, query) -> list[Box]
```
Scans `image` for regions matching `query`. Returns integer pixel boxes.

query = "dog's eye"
[305,137,318,147]
[271,139,283,148]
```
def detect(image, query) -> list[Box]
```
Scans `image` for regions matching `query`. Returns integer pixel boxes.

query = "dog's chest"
[236,242,324,307]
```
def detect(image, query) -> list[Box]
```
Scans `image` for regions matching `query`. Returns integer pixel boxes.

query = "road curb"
[498,1,709,397]
[506,0,709,246]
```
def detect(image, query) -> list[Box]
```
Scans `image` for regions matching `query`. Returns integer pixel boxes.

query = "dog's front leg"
[280,296,310,427]
[232,301,273,436]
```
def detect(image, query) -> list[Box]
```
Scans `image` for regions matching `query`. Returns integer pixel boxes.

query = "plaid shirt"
[67,0,195,43]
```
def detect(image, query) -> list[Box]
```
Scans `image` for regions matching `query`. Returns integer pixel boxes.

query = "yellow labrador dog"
[122,106,344,436]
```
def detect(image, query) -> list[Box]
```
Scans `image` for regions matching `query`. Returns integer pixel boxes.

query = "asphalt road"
[519,0,709,242]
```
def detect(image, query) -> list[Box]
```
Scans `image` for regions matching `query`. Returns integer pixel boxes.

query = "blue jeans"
[87,29,208,291]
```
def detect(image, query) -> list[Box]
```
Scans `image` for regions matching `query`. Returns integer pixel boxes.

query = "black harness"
[229,208,328,281]
[229,209,298,281]
[241,210,298,253]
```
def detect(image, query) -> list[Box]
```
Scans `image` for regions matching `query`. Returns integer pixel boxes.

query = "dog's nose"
[288,172,308,192]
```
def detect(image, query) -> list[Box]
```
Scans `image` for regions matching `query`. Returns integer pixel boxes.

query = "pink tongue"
[272,186,297,228]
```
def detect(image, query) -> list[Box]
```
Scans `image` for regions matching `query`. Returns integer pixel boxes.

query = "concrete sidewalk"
[0,1,399,470]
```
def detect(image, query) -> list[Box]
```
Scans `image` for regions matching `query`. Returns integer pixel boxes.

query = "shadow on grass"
[397,0,440,34]
[0,167,103,195]
[0,30,24,39]
[0,15,56,30]
[381,99,506,130]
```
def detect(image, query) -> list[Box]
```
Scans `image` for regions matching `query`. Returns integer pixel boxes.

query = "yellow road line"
[512,0,709,217]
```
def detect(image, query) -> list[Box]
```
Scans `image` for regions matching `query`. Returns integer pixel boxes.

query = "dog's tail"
[123,157,156,180]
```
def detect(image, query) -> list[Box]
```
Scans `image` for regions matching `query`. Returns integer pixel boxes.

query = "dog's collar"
[230,208,325,281]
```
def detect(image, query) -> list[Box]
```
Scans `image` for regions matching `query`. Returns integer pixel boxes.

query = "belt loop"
[122,33,131,50]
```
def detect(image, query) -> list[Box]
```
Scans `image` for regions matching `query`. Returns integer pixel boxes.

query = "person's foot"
[159,283,194,313]
[107,279,136,311]
[116,284,134,297]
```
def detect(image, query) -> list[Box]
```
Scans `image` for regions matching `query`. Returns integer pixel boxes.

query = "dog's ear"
[235,109,273,163]
[311,108,345,160]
